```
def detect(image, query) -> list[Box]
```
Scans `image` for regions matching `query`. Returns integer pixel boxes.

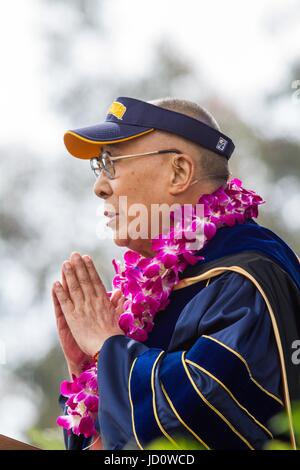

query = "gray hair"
[148,97,230,187]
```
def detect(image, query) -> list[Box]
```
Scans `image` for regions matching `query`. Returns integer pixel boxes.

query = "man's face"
[93,130,200,255]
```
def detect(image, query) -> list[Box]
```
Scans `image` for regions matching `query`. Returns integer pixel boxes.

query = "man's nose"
[93,173,113,199]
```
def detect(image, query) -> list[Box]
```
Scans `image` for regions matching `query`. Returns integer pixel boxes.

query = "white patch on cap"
[216,137,228,151]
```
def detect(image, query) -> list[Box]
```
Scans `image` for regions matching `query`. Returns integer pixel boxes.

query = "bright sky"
[0,0,299,152]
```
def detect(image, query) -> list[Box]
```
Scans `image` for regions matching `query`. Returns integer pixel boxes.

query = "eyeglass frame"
[90,148,231,182]
[90,149,182,179]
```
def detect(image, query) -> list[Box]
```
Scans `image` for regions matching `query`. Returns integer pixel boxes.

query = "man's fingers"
[115,295,125,316]
[62,270,71,298]
[52,286,69,329]
[54,281,75,315]
[109,289,125,316]
[110,289,123,307]
[82,255,107,297]
[52,286,62,318]
[62,260,84,304]
[70,252,96,298]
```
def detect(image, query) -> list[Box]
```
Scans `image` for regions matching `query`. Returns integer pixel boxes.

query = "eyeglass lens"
[90,152,115,178]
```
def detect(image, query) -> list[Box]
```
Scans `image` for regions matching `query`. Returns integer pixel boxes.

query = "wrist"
[67,362,81,379]
[67,359,91,378]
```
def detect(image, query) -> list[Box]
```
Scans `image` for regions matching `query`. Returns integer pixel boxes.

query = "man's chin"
[112,235,130,248]
[112,232,154,257]
[111,229,133,248]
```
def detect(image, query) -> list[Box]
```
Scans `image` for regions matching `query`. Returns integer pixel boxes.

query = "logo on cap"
[216,137,228,152]
[107,101,127,120]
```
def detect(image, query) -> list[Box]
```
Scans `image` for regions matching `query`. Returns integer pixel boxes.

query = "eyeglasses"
[90,149,181,179]
[90,148,232,183]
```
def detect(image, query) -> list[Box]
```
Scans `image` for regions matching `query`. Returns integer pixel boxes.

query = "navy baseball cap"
[64,97,235,160]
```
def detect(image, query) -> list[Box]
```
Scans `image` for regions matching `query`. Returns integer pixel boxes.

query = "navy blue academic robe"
[60,219,300,450]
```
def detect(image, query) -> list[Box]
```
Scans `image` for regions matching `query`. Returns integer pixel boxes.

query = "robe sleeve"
[97,271,283,450]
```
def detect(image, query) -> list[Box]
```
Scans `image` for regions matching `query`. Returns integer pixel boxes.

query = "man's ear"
[169,154,195,195]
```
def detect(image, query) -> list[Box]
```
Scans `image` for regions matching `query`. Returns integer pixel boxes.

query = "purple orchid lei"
[57,363,99,438]
[57,178,264,439]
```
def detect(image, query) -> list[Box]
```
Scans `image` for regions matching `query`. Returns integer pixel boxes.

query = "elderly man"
[53,97,300,450]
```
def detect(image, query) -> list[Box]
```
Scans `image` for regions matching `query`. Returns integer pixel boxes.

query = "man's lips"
[104,210,119,218]
[104,210,119,227]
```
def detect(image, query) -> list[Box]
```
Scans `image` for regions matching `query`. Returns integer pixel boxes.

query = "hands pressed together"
[52,252,125,377]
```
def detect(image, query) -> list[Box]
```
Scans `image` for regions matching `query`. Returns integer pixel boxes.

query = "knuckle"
[79,277,91,286]
[60,294,68,304]
[70,282,81,293]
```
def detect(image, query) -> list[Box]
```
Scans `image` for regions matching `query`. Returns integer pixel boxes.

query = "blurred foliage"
[146,436,205,451]
[0,0,299,448]
[27,427,65,450]
[264,401,300,450]
[15,346,68,431]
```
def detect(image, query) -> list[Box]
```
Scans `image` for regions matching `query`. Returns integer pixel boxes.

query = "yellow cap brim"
[64,129,155,160]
